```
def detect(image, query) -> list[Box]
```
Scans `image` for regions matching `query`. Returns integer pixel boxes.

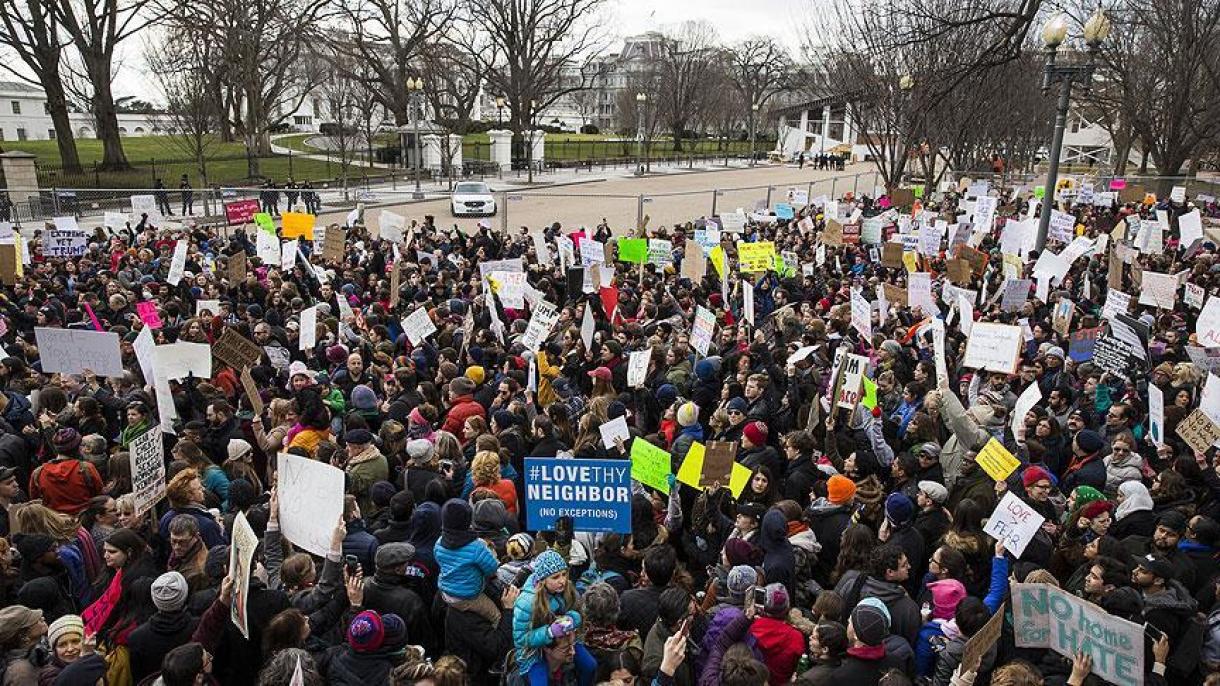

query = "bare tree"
[146,38,222,184]
[317,69,364,197]
[164,0,330,178]
[724,37,791,153]
[568,86,598,131]
[1088,0,1220,186]
[326,0,457,126]
[652,21,721,152]
[460,0,607,180]
[0,0,83,173]
[419,38,482,187]
[52,0,163,170]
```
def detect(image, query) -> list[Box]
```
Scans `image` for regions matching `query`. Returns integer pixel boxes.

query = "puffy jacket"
[29,458,103,515]
[748,616,804,685]
[435,538,499,600]
[512,574,582,674]
[442,395,486,439]
[362,572,435,655]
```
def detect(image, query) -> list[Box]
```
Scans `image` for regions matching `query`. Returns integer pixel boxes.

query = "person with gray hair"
[257,648,325,686]
[80,434,108,470]
[581,581,642,665]
[168,514,209,592]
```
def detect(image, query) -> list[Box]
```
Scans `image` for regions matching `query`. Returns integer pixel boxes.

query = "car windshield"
[454,183,489,194]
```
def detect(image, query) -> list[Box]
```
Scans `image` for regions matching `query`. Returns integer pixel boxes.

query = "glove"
[666,474,677,490]
[548,620,572,639]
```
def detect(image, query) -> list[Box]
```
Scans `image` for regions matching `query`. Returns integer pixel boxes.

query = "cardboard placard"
[1177,409,1220,454]
[882,282,908,307]
[228,250,247,283]
[882,242,904,268]
[324,227,346,264]
[700,441,737,488]
[214,328,264,370]
[946,258,973,285]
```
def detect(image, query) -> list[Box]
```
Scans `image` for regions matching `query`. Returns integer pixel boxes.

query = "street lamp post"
[495,96,505,126]
[635,92,646,176]
[749,103,760,167]
[407,77,425,200]
[526,99,538,184]
[1034,8,1111,251]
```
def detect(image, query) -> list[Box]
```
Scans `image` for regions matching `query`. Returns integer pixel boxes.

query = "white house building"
[0,80,181,143]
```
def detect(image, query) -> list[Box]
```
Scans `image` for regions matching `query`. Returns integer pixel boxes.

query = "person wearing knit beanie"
[926,579,966,620]
[151,571,189,613]
[347,610,386,653]
[51,428,82,456]
[884,492,914,526]
[725,565,758,601]
[1022,465,1052,489]
[47,614,84,655]
[677,402,699,427]
[742,421,768,447]
[531,549,568,584]
[466,365,486,385]
[724,537,763,566]
[1068,485,1106,516]
[760,582,790,618]
[1079,499,1113,522]
[826,475,856,505]
[351,384,378,411]
[849,598,891,646]
[1074,429,1104,455]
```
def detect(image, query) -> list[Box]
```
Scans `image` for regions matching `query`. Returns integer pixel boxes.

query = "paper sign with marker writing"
[1012,583,1143,684]
[1139,271,1178,309]
[627,348,651,389]
[984,492,1045,558]
[976,438,1021,481]
[1011,383,1042,442]
[599,416,631,450]
[1198,297,1220,347]
[963,322,1022,374]
[1178,409,1220,454]
[35,328,123,377]
[738,241,776,272]
[401,307,436,346]
[277,454,345,556]
[129,427,166,517]
[630,439,672,493]
[137,301,162,329]
[154,341,212,380]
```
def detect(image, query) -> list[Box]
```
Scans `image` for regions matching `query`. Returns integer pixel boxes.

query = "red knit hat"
[743,421,768,446]
[1022,465,1052,488]
[1080,500,1113,520]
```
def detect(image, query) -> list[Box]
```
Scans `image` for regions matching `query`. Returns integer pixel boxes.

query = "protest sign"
[280,238,298,272]
[1093,313,1149,383]
[962,322,1022,374]
[627,348,651,388]
[1180,209,1204,246]
[908,272,936,315]
[984,492,1045,558]
[253,212,275,234]
[851,289,871,339]
[1001,279,1032,312]
[130,194,158,218]
[946,259,973,285]
[882,243,904,268]
[882,282,908,307]
[376,211,409,244]
[224,199,260,225]
[167,240,188,286]
[598,416,630,450]
[1139,271,1178,309]
[630,439,672,494]
[277,453,345,557]
[195,300,221,317]
[323,228,346,264]
[1102,290,1131,320]
[1186,283,1206,309]
[299,305,317,351]
[214,328,263,370]
[1048,210,1075,243]
[129,427,166,517]
[1051,299,1075,338]
[1149,384,1165,447]
[136,301,163,329]
[821,221,843,246]
[1187,346,1220,375]
[1177,409,1220,454]
[775,203,795,220]
[700,441,738,488]
[1068,327,1101,362]
[229,512,258,638]
[1198,297,1220,347]
[35,328,123,377]
[228,250,247,284]
[154,341,212,380]
[648,239,673,266]
[962,602,1005,672]
[691,306,716,356]
[401,307,437,346]
[1012,583,1143,684]
[520,301,559,352]
[256,230,280,265]
[1012,382,1042,442]
[490,271,525,309]
[524,457,632,533]
[742,281,755,325]
[281,212,314,239]
[265,346,291,372]
[836,353,868,409]
[738,241,776,272]
[977,438,1020,482]
[240,367,264,416]
[43,228,87,258]
[617,238,647,263]
[579,239,606,266]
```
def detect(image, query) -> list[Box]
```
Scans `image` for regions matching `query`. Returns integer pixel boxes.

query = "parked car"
[450,181,497,217]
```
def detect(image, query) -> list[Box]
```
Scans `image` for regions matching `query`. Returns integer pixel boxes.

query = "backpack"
[32,459,98,495]
[575,566,623,595]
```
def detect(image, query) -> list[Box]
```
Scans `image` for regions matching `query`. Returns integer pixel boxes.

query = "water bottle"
[796,654,813,674]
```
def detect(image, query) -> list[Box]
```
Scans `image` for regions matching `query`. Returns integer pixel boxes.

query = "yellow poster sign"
[281,212,315,240]
[977,438,1021,482]
[738,241,776,273]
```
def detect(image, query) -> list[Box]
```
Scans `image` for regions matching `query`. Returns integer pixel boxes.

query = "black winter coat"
[444,602,515,686]
[127,611,199,684]
[362,572,435,655]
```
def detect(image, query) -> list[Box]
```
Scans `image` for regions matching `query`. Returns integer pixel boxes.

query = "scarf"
[118,419,150,449]
[846,644,886,660]
[82,568,123,635]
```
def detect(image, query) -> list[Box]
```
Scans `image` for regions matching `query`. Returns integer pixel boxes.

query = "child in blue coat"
[512,549,596,685]
[435,498,501,624]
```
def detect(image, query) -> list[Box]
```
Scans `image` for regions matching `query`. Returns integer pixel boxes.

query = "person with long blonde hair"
[10,502,99,603]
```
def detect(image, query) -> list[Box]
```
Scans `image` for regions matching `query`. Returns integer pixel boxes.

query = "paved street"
[318,163,882,235]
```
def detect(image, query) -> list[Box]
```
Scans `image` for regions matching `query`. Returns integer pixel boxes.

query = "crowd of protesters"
[0,168,1215,686]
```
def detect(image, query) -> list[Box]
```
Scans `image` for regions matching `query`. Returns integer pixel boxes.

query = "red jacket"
[748,616,805,686]
[442,394,486,441]
[29,458,103,515]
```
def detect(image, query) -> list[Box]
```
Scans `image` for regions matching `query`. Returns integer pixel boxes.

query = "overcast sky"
[86,0,811,100]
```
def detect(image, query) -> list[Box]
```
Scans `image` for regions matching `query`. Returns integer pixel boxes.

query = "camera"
[345,554,360,576]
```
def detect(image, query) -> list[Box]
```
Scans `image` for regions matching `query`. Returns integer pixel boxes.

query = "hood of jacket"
[1143,579,1198,615]
[2,391,31,420]
[328,649,394,685]
[472,498,511,536]
[758,509,789,553]
[789,527,821,554]
[856,573,911,605]
[806,499,850,520]
[405,502,441,551]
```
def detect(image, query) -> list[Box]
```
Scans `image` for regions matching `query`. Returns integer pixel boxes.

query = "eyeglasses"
[727,410,743,416]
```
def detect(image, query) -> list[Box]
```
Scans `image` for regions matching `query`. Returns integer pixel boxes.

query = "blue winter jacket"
[512,572,582,674]
[434,537,499,600]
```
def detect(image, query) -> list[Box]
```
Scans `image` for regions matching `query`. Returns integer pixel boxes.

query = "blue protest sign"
[524,457,632,533]
[775,203,795,220]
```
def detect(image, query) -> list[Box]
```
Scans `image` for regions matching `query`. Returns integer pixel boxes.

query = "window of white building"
[10,101,19,115]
